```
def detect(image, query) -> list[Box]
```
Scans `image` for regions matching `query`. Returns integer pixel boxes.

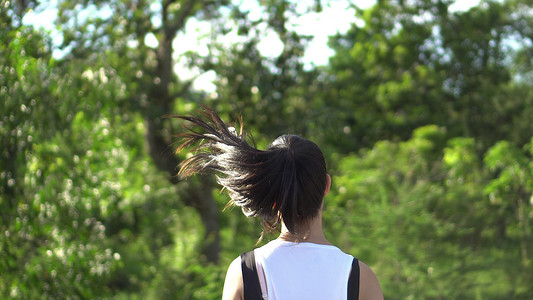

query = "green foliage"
[325,0,533,151]
[327,126,533,299]
[2,0,533,299]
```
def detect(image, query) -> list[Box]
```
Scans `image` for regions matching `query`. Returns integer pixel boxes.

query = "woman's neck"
[278,214,331,245]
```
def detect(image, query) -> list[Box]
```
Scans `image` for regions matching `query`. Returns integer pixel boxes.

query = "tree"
[55,0,235,264]
[193,0,325,141]
[324,0,533,152]
[327,125,533,299]
[0,5,121,297]
[4,0,532,298]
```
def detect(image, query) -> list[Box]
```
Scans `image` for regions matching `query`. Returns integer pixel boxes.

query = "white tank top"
[253,239,354,300]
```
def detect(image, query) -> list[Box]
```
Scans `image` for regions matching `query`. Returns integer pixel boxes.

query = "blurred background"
[2,0,533,298]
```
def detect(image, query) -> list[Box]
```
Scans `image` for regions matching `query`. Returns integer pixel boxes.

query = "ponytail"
[170,107,327,238]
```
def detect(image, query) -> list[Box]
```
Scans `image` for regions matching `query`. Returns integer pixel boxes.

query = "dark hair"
[170,107,327,238]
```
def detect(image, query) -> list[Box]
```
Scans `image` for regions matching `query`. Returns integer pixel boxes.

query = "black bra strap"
[240,251,263,300]
[347,258,360,300]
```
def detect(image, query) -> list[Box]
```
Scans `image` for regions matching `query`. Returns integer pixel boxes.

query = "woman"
[172,107,383,300]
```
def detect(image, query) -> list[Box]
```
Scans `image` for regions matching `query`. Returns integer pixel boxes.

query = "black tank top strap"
[347,258,360,300]
[240,251,263,300]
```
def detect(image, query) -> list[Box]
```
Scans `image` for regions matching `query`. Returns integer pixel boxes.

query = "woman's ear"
[324,174,331,197]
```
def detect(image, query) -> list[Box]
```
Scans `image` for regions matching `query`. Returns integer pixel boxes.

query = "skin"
[222,175,384,300]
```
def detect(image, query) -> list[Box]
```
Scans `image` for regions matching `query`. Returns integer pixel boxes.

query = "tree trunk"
[142,0,221,263]
[144,116,220,263]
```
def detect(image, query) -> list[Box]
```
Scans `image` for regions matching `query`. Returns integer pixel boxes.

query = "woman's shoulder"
[357,260,384,300]
[222,256,243,300]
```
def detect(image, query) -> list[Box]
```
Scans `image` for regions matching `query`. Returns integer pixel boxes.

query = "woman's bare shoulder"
[222,256,243,300]
[358,260,384,300]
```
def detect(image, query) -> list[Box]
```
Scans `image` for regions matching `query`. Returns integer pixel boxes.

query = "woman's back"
[254,239,354,300]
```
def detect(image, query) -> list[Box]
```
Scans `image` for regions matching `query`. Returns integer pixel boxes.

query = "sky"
[23,1,369,63]
[169,0,479,91]
[171,0,479,66]
[23,0,480,92]
[171,0,368,91]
